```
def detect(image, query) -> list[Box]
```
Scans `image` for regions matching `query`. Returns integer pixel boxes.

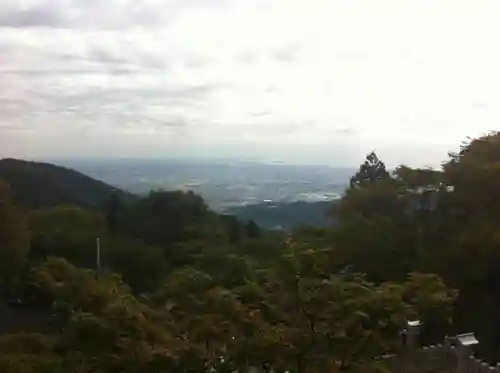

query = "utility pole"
[96,237,101,278]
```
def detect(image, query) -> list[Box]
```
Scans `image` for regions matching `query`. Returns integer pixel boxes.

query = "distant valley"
[56,159,352,213]
[3,158,351,230]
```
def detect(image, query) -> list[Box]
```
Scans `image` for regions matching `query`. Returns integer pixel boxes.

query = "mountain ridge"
[0,158,337,230]
[0,158,135,210]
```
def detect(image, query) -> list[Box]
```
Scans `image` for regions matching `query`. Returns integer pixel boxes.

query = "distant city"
[56,159,353,211]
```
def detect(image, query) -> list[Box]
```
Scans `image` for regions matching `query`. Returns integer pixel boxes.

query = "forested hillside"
[2,132,500,372]
[0,158,134,210]
[226,201,334,230]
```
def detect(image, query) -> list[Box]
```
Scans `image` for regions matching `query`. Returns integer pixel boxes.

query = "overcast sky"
[1,0,499,167]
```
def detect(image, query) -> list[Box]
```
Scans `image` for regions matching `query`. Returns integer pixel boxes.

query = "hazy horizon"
[3,154,446,171]
[51,157,354,209]
[32,155,359,168]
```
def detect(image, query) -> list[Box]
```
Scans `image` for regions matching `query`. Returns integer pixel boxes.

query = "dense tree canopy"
[0,158,133,210]
[28,205,106,266]
[5,133,500,371]
[0,181,30,294]
[330,133,500,358]
[349,151,390,189]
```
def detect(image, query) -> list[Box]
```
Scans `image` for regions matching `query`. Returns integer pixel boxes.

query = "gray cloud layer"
[1,0,499,167]
[0,0,228,29]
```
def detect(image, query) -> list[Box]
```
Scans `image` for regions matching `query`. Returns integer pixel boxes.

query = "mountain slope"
[225,200,336,230]
[0,158,134,210]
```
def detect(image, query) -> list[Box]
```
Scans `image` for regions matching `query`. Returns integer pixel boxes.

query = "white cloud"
[1,0,500,167]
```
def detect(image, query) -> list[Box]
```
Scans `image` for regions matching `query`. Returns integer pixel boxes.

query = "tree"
[119,190,209,248]
[332,215,414,283]
[102,236,166,293]
[245,220,262,238]
[152,267,249,369]
[427,132,500,359]
[0,333,63,373]
[28,258,183,372]
[334,132,500,360]
[332,158,415,282]
[104,193,124,233]
[333,158,448,283]
[394,166,443,192]
[349,151,390,189]
[250,240,456,373]
[28,205,106,267]
[335,180,405,222]
[337,152,401,222]
[0,181,29,293]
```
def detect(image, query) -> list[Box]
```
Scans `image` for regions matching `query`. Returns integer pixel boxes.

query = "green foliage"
[227,201,333,231]
[0,181,30,293]
[251,241,453,373]
[336,180,404,221]
[330,132,500,358]
[394,166,443,191]
[28,205,106,266]
[102,236,166,293]
[0,147,478,371]
[0,158,134,210]
[435,132,500,356]
[349,152,390,189]
[0,353,63,373]
[119,190,208,244]
[148,243,454,373]
[27,258,184,372]
[104,193,125,233]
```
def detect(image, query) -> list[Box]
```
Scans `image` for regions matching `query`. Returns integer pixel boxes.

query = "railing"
[377,322,500,373]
